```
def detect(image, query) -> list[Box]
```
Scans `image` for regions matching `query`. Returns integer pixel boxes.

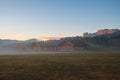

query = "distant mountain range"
[0,28,120,51]
[0,38,39,48]
[82,28,120,38]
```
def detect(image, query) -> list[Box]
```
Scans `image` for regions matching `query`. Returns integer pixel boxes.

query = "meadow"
[0,51,120,80]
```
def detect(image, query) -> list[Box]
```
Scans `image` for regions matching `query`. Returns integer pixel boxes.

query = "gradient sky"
[0,0,120,40]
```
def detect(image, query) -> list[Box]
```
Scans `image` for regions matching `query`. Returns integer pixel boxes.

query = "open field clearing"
[0,52,120,80]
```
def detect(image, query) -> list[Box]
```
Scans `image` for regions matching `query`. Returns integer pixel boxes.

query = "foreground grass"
[0,52,120,80]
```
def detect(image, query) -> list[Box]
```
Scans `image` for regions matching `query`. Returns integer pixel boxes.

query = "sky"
[0,0,120,40]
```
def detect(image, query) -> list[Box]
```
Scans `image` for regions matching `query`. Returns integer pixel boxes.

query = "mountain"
[25,38,39,43]
[82,28,120,38]
[97,29,120,35]
[0,39,20,47]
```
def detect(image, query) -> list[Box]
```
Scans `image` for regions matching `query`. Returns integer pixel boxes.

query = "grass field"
[0,52,120,80]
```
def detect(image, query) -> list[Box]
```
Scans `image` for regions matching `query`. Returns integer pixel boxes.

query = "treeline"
[61,32,120,47]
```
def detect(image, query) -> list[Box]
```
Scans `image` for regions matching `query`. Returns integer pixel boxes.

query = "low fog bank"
[0,48,120,55]
[0,43,120,55]
[0,49,53,55]
[0,48,73,55]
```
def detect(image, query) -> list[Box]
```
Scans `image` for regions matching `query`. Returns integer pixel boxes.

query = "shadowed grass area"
[0,52,120,80]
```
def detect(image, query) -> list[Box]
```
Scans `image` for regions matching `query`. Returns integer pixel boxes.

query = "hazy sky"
[0,0,120,40]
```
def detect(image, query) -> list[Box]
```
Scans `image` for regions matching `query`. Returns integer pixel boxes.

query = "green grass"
[0,52,120,80]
